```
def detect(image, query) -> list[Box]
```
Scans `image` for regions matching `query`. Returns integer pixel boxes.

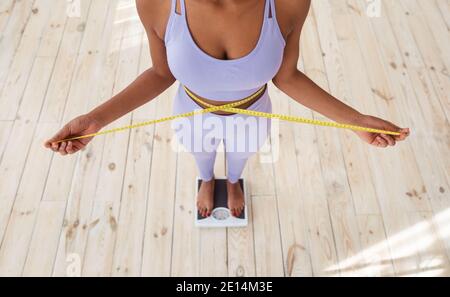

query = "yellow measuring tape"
[56,84,400,143]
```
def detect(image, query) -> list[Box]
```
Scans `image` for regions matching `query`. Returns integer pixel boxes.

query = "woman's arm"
[88,0,176,127]
[272,0,409,147]
[44,0,176,154]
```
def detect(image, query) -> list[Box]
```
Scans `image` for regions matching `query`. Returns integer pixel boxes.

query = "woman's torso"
[164,0,286,101]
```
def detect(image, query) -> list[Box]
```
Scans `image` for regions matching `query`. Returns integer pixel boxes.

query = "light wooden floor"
[0,0,448,277]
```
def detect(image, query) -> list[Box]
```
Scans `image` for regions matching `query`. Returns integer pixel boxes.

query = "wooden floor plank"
[252,195,284,276]
[135,27,173,277]
[0,0,35,93]
[311,0,366,276]
[40,0,112,204]
[271,85,312,276]
[356,215,395,277]
[382,0,449,168]
[22,201,67,276]
[171,148,201,276]
[0,120,36,245]
[0,0,53,120]
[49,0,118,276]
[353,0,450,265]
[291,14,340,276]
[0,121,13,163]
[329,0,389,215]
[335,0,435,241]
[416,0,450,70]
[400,0,450,125]
[434,0,450,30]
[131,30,155,120]
[39,0,93,123]
[0,123,57,276]
[140,91,176,277]
[82,4,142,276]
[0,2,71,233]
[406,212,450,276]
[0,0,15,35]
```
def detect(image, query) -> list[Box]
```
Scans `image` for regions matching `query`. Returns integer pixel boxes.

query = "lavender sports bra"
[164,0,286,101]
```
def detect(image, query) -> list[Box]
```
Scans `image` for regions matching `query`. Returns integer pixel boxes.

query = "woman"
[44,0,410,218]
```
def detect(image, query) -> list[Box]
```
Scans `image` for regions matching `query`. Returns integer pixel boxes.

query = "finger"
[48,126,70,144]
[51,142,60,152]
[45,138,55,148]
[375,136,388,148]
[384,121,401,133]
[394,134,404,141]
[70,141,81,154]
[402,128,410,138]
[394,128,409,141]
[381,121,402,138]
[59,142,68,155]
[380,134,396,146]
[67,141,74,154]
[71,140,85,152]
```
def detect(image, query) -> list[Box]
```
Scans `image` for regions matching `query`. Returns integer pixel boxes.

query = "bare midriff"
[186,86,266,116]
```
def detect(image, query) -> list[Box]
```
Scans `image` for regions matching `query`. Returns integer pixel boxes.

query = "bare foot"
[197,178,215,217]
[227,180,245,217]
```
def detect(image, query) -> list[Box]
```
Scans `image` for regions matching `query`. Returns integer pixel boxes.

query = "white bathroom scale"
[195,177,248,228]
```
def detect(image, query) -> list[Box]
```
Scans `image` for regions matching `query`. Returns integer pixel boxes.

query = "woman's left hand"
[350,114,410,148]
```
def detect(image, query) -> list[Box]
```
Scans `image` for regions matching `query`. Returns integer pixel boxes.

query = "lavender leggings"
[171,85,272,183]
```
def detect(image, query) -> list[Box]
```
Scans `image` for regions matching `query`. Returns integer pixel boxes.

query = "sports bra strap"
[178,0,270,18]
[263,0,270,19]
[180,0,186,16]
[170,0,176,15]
[269,0,278,20]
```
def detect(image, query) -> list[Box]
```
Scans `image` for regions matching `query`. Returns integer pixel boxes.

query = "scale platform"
[195,177,248,228]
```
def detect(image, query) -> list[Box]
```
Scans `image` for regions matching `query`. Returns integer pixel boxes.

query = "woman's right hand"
[44,113,103,155]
